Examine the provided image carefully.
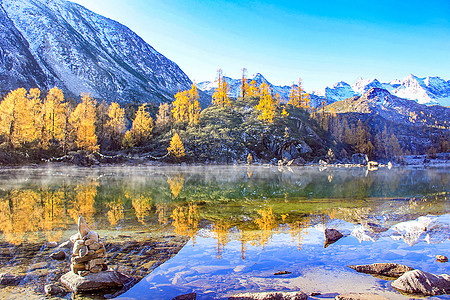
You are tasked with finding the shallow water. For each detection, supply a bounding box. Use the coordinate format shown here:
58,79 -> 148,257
0,165 -> 449,299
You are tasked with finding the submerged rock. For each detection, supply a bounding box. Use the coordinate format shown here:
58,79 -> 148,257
60,270 -> 126,293
348,263 -> 414,278
391,269 -> 450,296
324,228 -> 344,248
228,291 -> 308,300
44,283 -> 67,295
50,250 -> 66,260
335,293 -> 388,300
0,273 -> 24,285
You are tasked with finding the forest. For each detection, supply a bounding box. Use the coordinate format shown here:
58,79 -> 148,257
0,70 -> 448,165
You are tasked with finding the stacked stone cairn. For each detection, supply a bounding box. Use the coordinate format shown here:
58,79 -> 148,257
69,216 -> 107,276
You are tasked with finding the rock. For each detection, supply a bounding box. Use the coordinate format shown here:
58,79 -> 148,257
324,228 -> 344,248
391,269 -> 450,296
73,240 -> 85,255
366,222 -> 388,233
78,216 -> 90,237
274,271 -> 292,275
50,250 -> 66,260
70,233 -> 81,244
60,270 -> 125,293
88,242 -> 101,250
79,246 -> 88,257
58,240 -> 73,249
436,255 -> 448,263
335,293 -> 389,300
27,262 -> 49,272
228,291 -> 308,300
46,241 -> 58,248
0,273 -> 24,285
348,263 -> 414,278
44,283 -> 67,295
172,292 -> 197,300
84,231 -> 99,244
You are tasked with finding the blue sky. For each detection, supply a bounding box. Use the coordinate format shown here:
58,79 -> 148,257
72,0 -> 450,91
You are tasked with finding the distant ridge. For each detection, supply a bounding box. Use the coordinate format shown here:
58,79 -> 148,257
198,73 -> 450,107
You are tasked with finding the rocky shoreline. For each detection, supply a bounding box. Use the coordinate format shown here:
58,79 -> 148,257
0,233 -> 188,299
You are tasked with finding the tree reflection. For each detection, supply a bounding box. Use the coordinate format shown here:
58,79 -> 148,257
171,204 -> 199,239
132,195 -> 153,224
68,181 -> 98,225
167,174 -> 185,198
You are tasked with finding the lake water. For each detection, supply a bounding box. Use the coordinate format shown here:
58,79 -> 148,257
0,165 -> 449,299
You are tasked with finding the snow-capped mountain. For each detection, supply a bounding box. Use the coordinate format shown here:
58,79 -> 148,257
327,87 -> 450,127
315,81 -> 356,103
316,75 -> 450,106
0,0 -> 199,105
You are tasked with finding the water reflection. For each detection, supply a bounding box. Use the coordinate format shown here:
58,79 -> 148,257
0,166 -> 448,251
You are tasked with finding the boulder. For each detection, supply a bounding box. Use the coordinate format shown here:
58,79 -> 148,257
324,228 -> 343,248
44,283 -> 67,295
391,269 -> 450,296
228,291 -> 308,300
50,250 -> 66,260
348,263 -> 414,278
0,273 -> 24,285
60,270 -> 125,293
335,293 -> 388,300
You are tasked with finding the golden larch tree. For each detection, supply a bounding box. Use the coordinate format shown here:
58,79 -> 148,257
0,88 -> 28,147
256,82 -> 277,123
42,87 -> 67,148
188,84 -> 201,125
128,103 -> 153,146
69,94 -> 98,152
288,78 -> 310,110
106,102 -> 126,147
212,69 -> 231,106
172,90 -> 190,123
248,79 -> 259,97
168,132 -> 185,159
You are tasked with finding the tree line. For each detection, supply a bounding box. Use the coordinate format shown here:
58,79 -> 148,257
1,68 -> 446,164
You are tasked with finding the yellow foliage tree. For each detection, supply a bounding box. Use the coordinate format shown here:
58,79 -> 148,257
248,79 -> 259,97
172,90 -> 190,123
0,88 -> 27,147
288,78 -> 310,110
106,102 -> 126,147
188,84 -> 201,125
43,87 -> 67,148
127,104 -> 153,146
168,132 -> 185,159
69,94 -> 98,152
212,69 -> 231,106
256,82 -> 277,123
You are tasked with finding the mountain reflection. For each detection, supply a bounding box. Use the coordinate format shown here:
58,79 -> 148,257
0,166 -> 447,249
